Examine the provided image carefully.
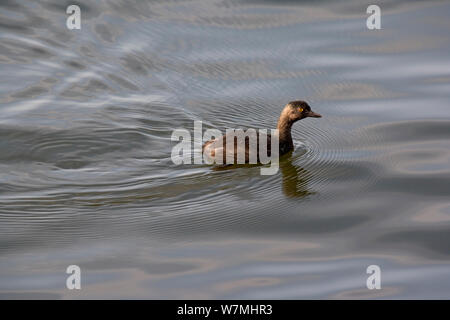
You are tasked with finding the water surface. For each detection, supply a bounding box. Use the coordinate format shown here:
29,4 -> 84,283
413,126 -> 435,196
1,0 -> 450,299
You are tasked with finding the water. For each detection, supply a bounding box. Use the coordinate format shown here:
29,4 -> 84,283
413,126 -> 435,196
1,0 -> 450,299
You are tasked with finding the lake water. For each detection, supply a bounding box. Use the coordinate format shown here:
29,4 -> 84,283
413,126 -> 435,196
1,0 -> 450,299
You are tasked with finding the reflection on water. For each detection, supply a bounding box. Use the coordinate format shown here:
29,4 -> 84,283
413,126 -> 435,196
1,0 -> 450,299
280,153 -> 314,198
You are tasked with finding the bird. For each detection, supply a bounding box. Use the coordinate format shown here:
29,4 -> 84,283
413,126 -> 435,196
202,100 -> 322,165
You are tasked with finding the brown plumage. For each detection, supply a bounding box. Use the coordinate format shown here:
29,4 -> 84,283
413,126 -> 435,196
202,100 -> 321,164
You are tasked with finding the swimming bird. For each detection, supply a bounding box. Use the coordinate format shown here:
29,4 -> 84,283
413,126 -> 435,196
202,100 -> 322,164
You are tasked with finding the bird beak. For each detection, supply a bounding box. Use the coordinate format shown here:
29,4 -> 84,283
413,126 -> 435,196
307,111 -> 322,118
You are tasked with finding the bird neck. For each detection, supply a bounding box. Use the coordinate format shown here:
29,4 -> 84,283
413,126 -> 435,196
276,117 -> 294,153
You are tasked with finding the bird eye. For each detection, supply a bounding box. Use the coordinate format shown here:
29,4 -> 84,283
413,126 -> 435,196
298,107 -> 303,112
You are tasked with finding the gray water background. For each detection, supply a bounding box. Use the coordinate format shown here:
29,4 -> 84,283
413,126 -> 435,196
1,0 -> 450,299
